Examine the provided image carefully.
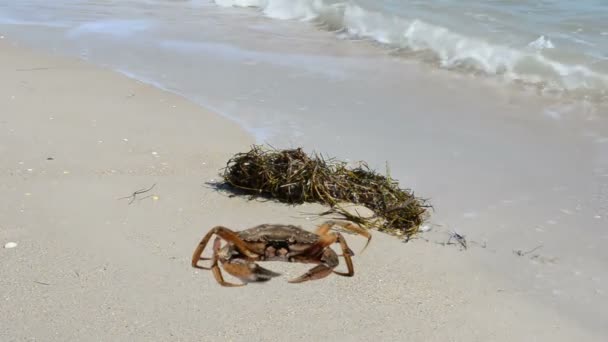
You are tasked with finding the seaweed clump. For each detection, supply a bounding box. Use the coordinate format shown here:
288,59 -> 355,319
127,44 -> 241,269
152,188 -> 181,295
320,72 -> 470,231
221,145 -> 431,238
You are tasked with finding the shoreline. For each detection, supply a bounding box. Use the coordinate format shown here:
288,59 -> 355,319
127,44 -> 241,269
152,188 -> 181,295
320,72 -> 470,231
212,0 -> 608,102
0,38 -> 606,341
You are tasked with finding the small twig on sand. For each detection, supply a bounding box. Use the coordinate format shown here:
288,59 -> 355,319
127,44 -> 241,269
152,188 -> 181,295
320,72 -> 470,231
434,230 -> 468,250
118,183 -> 156,205
33,281 -> 51,286
447,231 -> 468,250
513,245 -> 543,257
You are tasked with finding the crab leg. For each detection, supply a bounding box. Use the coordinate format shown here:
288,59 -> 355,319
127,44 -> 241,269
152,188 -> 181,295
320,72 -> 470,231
288,231 -> 345,283
288,222 -> 365,283
314,220 -> 372,253
191,226 -> 258,269
205,237 -> 280,287
288,247 -> 340,284
311,223 -> 359,278
331,232 -> 355,277
209,237 -> 245,287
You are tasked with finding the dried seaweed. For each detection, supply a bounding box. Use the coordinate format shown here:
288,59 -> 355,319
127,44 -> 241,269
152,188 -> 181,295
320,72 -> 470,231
220,145 -> 431,238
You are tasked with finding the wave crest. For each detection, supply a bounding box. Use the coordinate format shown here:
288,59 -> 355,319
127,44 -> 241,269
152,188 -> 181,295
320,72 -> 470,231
215,0 -> 608,98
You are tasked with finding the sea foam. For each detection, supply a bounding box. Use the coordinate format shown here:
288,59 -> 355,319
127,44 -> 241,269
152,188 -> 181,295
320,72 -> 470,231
214,0 -> 608,99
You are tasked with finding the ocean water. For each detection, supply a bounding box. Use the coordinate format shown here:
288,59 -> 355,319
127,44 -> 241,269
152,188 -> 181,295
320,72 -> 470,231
1,0 -> 607,102
215,0 -> 608,99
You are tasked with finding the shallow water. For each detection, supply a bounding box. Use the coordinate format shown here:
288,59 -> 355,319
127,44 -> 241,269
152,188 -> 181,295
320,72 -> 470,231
215,0 -> 608,100
2,0 -> 608,99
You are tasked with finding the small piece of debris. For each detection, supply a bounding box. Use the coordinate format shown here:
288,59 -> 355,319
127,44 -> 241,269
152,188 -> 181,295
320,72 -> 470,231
63,170 -> 70,174
118,183 -> 157,205
152,195 -> 159,201
513,244 -> 543,257
448,231 -> 467,250
47,157 -> 54,161
419,224 -> 432,233
4,242 -> 17,249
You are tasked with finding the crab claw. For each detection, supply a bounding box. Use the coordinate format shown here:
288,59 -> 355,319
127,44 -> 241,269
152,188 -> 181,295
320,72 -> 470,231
249,264 -> 282,282
222,259 -> 281,283
288,265 -> 334,284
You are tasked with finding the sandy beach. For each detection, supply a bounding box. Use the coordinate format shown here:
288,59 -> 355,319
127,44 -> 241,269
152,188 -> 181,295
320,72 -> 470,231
1,34 -> 607,342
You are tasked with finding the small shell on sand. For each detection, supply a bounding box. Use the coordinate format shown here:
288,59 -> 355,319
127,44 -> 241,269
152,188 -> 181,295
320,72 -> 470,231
4,242 -> 17,249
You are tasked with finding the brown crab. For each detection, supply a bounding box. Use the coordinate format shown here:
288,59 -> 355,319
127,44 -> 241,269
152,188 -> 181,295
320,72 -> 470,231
191,220 -> 371,287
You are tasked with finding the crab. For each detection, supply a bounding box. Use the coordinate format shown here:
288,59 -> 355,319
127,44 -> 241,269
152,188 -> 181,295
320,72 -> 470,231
191,220 -> 372,287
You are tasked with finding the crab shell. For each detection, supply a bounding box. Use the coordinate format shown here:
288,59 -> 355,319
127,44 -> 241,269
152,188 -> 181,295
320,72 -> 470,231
224,224 -> 341,261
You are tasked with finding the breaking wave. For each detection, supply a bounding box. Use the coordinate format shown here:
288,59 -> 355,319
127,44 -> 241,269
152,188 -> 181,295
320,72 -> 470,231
214,0 -> 608,100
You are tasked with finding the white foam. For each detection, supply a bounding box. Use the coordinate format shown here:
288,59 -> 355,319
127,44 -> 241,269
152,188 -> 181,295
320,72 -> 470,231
528,36 -> 555,50
213,0 -> 608,96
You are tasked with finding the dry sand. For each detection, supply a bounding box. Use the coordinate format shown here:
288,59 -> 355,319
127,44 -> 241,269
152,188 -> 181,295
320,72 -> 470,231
0,40 -> 604,341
